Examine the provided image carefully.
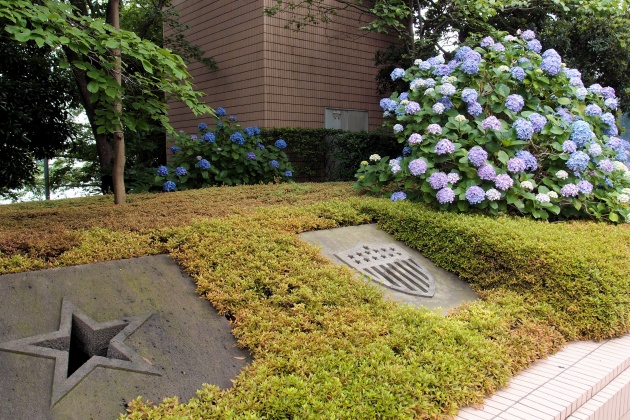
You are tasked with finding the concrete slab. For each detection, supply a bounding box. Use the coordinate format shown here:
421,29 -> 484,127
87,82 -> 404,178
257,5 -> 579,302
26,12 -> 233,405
0,255 -> 250,420
298,224 -> 478,315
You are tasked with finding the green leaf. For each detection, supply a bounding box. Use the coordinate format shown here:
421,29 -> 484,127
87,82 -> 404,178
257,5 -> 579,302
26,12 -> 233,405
497,151 -> 509,164
496,84 -> 510,97
609,212 -> 619,222
557,97 -> 571,105
87,81 -> 100,94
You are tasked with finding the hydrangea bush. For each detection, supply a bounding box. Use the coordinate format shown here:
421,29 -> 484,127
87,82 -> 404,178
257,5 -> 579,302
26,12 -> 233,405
156,108 -> 293,191
355,31 -> 630,223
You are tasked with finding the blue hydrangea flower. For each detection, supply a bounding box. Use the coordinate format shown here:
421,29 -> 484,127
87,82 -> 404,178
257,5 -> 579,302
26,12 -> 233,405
510,67 -> 525,81
438,96 -> 453,110
399,92 -> 409,101
604,98 -> 618,110
601,87 -> 616,99
606,137 -> 622,151
521,30 -> 536,40
424,78 -> 436,87
190,134 -> 198,140
507,157 -> 527,173
588,143 -> 602,157
529,113 -> 547,132
427,56 -> 444,66
275,139 -> 287,149
527,39 -> 542,52
197,159 -> 211,170
588,84 -> 603,94
562,141 -> 578,153
246,152 -> 257,160
516,150 -> 538,171
575,88 -> 588,101
163,181 -> 176,192
617,151 -> 629,162
480,36 -> 495,47
230,132 -> 245,145
229,115 -> 238,121
542,49 -> 561,59
481,116 -> 502,130
244,126 -> 261,137
578,180 -> 593,194
540,56 -> 562,75
604,125 -> 619,136
428,172 -> 449,189
380,98 -> 398,112
601,113 -> 616,127
461,88 -> 478,104
202,132 -> 216,143
391,191 -> 407,201
513,118 -> 534,140
391,68 -> 405,80
270,160 -> 280,168
466,186 -> 485,204
556,108 -> 574,125
564,68 -> 581,78
170,146 -> 180,154
157,165 -> 169,176
505,94 -> 525,113
477,164 -> 496,180
432,103 -> 445,114
284,171 -> 293,177
570,120 -> 593,147
467,146 -> 488,167
569,77 -> 584,87
454,46 -> 472,62
440,83 -> 456,96
492,43 -> 505,52
435,139 -> 455,155
560,184 -> 579,197
216,107 -> 226,116
402,146 -> 412,156
467,102 -> 483,117
598,159 -> 613,172
461,59 -> 480,74
584,104 -> 603,117
405,101 -> 421,114
257,143 -> 265,150
418,61 -> 431,70
566,151 -> 589,172
433,64 -> 451,77
393,124 -> 404,133
175,167 -> 187,177
494,174 -> 513,191
436,187 -> 455,204
198,122 -> 208,130
216,121 -> 223,128
409,159 -> 427,176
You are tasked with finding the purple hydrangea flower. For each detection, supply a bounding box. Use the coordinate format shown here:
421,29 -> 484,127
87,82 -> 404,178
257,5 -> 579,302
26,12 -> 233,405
516,150 -> 538,171
391,191 -> 407,201
427,56 -> 444,66
505,94 -> 525,113
477,164 -> 496,180
542,49 -> 561,59
556,108 -> 574,125
435,139 -> 455,155
526,39 -> 542,53
461,88 -> 478,104
440,83 -> 456,96
455,46 -> 473,62
432,103 -> 446,114
229,115 -> 238,121
598,159 -> 614,173
230,132 -> 245,145
564,68 -> 581,78
570,77 -> 584,87
427,124 -> 442,135
424,78 -> 436,87
566,151 -> 590,172
578,180 -> 593,194
197,159 -> 211,170
202,132 -> 216,142
480,36 -> 495,47
492,43 -> 505,52
601,112 -> 616,126
606,137 -> 622,151
601,87 -> 616,99
604,125 -> 619,136
529,113 -> 547,132
466,186 -> 485,204
575,88 -> 588,101
190,134 -> 198,140
461,59 -> 480,74
540,56 -> 562,75
513,118 -> 534,140
246,152 -> 257,160
436,188 -> 455,204
588,84 -> 603,94
399,92 -> 409,101
588,143 -> 602,157
604,98 -> 618,110
485,188 -> 501,201
408,133 -> 423,144
433,64 -> 451,77
428,172 -> 449,189
163,181 -> 176,192
244,126 -> 261,137
495,174 -> 514,190
380,98 -> 398,112
438,96 -> 453,110
521,30 -> 536,41
447,173 -> 460,184
570,120 -> 592,147
584,104 -> 603,117
405,101 -> 421,114
409,159 -> 428,176
481,116 -> 502,130
560,184 -> 579,197
510,67 -> 525,81
507,157 -> 527,173
170,146 -> 180,154
257,143 -> 265,150
562,140 -> 577,153
157,165 -> 169,176
391,68 -> 405,80
467,102 -> 483,117
467,146 -> 488,167
198,122 -> 208,130
270,160 -> 280,168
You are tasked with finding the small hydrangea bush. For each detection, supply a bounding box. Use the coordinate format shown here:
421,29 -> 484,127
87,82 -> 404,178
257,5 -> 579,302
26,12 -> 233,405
355,30 -> 630,223
156,107 -> 293,191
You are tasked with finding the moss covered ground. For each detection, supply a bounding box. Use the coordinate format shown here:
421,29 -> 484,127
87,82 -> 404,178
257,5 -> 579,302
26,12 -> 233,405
0,182 -> 628,419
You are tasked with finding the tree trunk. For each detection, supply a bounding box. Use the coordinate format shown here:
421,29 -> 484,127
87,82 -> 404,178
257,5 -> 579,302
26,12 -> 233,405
108,0 -> 125,204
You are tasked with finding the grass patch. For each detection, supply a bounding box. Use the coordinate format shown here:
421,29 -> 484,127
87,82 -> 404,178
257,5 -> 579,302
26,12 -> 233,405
0,184 -> 628,419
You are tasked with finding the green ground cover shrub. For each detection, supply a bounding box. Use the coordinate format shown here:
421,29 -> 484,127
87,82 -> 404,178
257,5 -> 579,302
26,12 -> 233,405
0,185 -> 627,418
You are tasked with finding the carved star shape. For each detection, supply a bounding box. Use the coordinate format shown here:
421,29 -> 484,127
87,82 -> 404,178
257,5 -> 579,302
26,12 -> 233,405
0,299 -> 160,406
